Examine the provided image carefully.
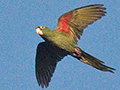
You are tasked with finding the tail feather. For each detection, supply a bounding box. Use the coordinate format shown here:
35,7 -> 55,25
77,49 -> 115,73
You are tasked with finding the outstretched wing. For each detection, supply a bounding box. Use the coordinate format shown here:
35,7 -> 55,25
35,42 -> 67,88
55,4 -> 106,44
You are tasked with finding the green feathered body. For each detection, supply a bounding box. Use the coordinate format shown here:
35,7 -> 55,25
41,27 -> 77,53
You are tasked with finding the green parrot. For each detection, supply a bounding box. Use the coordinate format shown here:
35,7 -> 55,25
35,4 -> 115,88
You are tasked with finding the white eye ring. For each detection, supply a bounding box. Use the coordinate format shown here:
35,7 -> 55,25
40,26 -> 45,30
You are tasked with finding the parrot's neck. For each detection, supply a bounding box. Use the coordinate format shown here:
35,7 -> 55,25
41,28 -> 57,42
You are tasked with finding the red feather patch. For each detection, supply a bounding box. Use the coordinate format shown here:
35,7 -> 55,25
58,12 -> 73,33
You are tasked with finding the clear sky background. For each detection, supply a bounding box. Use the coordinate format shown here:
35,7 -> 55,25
0,0 -> 120,90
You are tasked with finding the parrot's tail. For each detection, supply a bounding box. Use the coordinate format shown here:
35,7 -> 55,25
73,48 -> 115,73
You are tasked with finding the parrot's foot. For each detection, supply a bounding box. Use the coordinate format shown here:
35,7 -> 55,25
72,48 -> 81,57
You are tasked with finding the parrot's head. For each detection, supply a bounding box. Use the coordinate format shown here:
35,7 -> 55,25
36,25 -> 53,35
36,25 -> 53,40
36,25 -> 47,36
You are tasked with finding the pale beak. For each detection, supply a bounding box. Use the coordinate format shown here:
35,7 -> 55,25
36,28 -> 43,35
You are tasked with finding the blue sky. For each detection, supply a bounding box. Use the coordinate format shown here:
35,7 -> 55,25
0,0 -> 120,90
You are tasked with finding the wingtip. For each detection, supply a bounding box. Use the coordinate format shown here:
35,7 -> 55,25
39,84 -> 49,89
85,4 -> 104,7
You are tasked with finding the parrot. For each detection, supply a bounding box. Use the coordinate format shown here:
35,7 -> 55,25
35,4 -> 115,88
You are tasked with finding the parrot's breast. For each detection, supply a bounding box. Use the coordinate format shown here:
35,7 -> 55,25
49,34 -> 76,53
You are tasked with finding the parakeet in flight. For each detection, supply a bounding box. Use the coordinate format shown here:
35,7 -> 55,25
35,4 -> 115,88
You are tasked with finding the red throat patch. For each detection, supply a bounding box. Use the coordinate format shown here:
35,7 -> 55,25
58,12 -> 73,33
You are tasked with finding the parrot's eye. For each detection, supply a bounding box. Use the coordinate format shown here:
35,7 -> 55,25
40,26 -> 45,30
